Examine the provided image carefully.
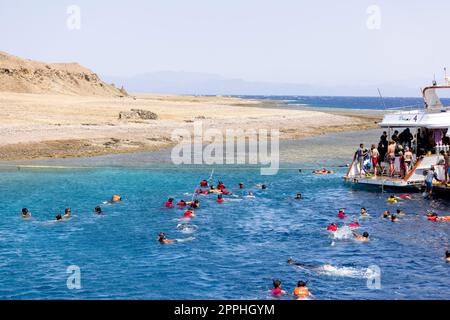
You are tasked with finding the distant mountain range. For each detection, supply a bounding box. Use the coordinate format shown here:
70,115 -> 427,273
103,71 -> 422,97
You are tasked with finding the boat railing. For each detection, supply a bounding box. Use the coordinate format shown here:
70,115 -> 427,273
384,104 -> 424,112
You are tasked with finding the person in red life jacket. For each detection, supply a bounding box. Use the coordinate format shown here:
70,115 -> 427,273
426,211 -> 438,221
158,232 -> 176,244
184,209 -> 195,219
217,181 -> 226,190
217,194 -> 224,203
200,180 -> 208,188
165,198 -> 174,208
327,223 -> 338,232
177,200 -> 187,207
348,221 -> 360,228
190,199 -> 200,209
270,279 -> 286,297
337,209 -> 345,219
221,189 -> 231,195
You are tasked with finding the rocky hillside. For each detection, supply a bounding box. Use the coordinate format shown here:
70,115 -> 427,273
0,51 -> 127,96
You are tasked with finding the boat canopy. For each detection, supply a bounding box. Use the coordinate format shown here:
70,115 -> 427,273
380,109 -> 450,128
424,88 -> 444,110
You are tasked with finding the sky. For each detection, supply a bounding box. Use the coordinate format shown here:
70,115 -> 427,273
1,0 -> 449,96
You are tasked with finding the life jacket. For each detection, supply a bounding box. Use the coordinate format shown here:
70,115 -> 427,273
222,189 -> 230,195
177,202 -> 186,207
338,212 -> 345,219
200,180 -> 208,187
438,216 -> 450,221
218,183 -> 225,190
112,195 -> 121,202
327,225 -> 338,232
184,211 -> 193,218
271,288 -> 282,297
427,216 -> 438,221
349,222 -> 359,228
165,202 -> 173,208
294,287 -> 309,299
217,198 -> 224,203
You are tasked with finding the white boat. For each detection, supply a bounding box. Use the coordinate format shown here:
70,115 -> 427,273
344,80 -> 450,191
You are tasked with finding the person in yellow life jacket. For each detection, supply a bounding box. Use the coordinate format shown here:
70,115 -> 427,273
111,194 -> 122,203
293,280 -> 310,300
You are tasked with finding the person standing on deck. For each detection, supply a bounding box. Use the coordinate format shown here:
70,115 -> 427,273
387,140 -> 397,177
425,165 -> 442,198
404,147 -> 413,177
378,132 -> 388,168
371,144 -> 380,176
440,150 -> 449,182
354,144 -> 367,176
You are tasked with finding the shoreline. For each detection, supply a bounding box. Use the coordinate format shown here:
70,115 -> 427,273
0,92 -> 382,161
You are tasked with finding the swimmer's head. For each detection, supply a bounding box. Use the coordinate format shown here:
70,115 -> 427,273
158,232 -> 166,240
94,206 -> 102,214
297,280 -> 306,287
273,279 -> 282,289
218,194 -> 223,199
391,215 -> 397,221
65,208 -> 71,214
168,198 -> 174,203
262,184 -> 267,190
287,258 -> 294,264
362,232 -> 369,238
396,209 -> 401,214
22,208 -> 28,214
239,182 -> 244,188
446,250 -> 450,258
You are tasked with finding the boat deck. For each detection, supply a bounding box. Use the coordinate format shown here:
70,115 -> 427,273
343,175 -> 423,187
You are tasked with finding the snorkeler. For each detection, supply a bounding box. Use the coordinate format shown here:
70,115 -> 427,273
21,208 -> 32,219
295,193 -> 302,200
183,209 -> 195,219
337,209 -> 346,219
326,223 -> 338,232
111,194 -> 122,203
63,208 -> 71,219
293,280 -> 310,300
158,232 -> 176,244
165,198 -> 174,208
94,206 -> 102,215
217,194 -> 224,203
352,231 -> 369,242
387,195 -> 397,203
191,199 -> 200,209
217,181 -> 226,190
177,200 -> 187,207
270,279 -> 286,297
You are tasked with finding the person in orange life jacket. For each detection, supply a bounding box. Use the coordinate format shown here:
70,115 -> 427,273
293,280 -> 310,300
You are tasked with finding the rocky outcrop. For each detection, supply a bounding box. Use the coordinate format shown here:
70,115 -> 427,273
119,109 -> 158,120
0,51 -> 128,96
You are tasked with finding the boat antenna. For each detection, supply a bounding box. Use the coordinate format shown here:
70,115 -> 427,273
377,88 -> 387,110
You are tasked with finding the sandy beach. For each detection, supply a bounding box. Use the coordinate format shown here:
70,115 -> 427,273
0,92 -> 381,161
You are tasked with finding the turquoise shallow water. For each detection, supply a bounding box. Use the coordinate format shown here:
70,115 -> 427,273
0,132 -> 449,300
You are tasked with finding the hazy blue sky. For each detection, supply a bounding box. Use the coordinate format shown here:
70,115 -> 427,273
1,0 -> 449,94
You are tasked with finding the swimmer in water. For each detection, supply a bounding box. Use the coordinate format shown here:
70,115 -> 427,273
200,180 -> 208,188
293,280 -> 310,300
158,232 -> 176,244
326,223 -> 338,232
165,198 -> 174,208
387,195 -> 397,203
446,250 -> 450,263
352,231 -> 369,242
270,279 -> 286,297
261,184 -> 267,190
217,181 -> 226,190
177,200 -> 187,207
239,182 -> 245,189
360,208 -> 368,217
337,209 -> 346,219
245,192 -> 255,198
21,208 -> 32,219
111,194 -> 122,203
390,214 -> 399,222
184,209 -> 195,219
94,206 -> 102,215
396,209 -> 405,217
287,258 -> 319,271
56,214 -> 63,221
382,210 -> 391,219
217,194 -> 224,203
63,208 -> 71,219
295,193 -> 302,200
